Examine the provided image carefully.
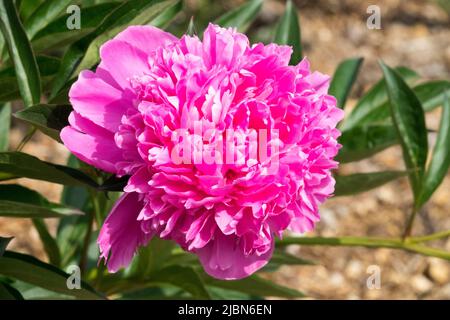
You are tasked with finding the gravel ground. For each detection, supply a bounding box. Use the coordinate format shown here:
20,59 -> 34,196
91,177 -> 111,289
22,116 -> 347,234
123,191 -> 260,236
1,0 -> 449,299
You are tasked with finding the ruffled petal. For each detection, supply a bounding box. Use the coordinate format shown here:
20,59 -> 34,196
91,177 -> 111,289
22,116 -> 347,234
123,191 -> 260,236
98,192 -> 153,272
196,232 -> 273,280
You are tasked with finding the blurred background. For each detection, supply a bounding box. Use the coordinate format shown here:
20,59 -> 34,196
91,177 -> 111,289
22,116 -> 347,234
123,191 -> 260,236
1,0 -> 450,299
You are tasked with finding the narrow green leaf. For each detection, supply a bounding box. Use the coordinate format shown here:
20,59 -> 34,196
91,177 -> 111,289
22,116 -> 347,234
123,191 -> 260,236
0,236 -> 12,256
0,184 -> 84,218
106,265 -> 211,299
51,0 -> 177,98
334,171 -> 408,196
0,0 -> 41,107
337,124 -> 398,163
58,154 -> 91,267
349,80 -> 450,126
0,55 -> 59,103
0,251 -> 103,299
6,280 -> 73,299
416,80 -> 450,112
186,16 -> 196,36
273,0 -> 302,64
203,274 -> 305,298
214,0 -> 263,33
23,0 -> 72,39
0,152 -> 98,187
0,281 -> 23,299
341,66 -> 419,131
57,214 -> 90,267
151,265 -> 211,299
269,250 -> 316,266
14,103 -> 71,142
419,95 -> 450,206
0,103 -> 10,151
148,0 -> 181,29
329,57 -> 363,108
264,249 -> 315,272
32,2 -> 121,52
126,238 -> 175,278
18,0 -> 44,21
380,61 -> 428,203
32,218 -> 61,266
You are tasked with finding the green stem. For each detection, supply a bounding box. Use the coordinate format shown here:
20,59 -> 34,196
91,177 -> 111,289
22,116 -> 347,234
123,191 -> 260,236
16,127 -> 36,151
402,207 -> 418,240
89,189 -> 103,228
410,230 -> 450,243
79,211 -> 94,274
276,236 -> 450,261
80,190 -> 101,274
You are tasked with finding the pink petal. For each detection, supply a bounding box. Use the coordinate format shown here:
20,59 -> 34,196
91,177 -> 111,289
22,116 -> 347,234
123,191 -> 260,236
60,126 -> 123,173
69,70 -> 132,132
98,192 -> 152,272
99,40 -> 150,90
114,25 -> 177,54
196,232 -> 273,280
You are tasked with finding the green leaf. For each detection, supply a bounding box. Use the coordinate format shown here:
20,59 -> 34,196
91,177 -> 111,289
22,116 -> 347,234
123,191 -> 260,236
32,218 -> 61,266
380,61 -> 428,203
0,55 -> 59,103
23,0 -> 72,40
0,236 -> 12,256
0,251 -> 103,299
273,0 -> 302,65
57,214 -> 90,267
214,0 -> 263,33
18,0 -> 44,21
0,184 -> 84,218
104,265 -> 211,299
0,152 -> 98,187
0,0 -> 41,106
186,16 -> 196,36
334,171 -> 408,196
419,95 -> 450,206
341,66 -> 419,131
416,80 -> 450,112
264,249 -> 315,272
32,2 -> 121,52
14,103 -> 71,142
58,155 -> 91,266
51,0 -> 178,98
126,238 -> 176,278
0,54 -> 59,77
203,274 -> 305,298
348,80 -> 450,126
269,250 -> 316,266
0,103 -> 10,151
7,280 -> 72,299
329,57 -> 363,108
337,124 -> 398,163
0,281 -> 23,299
148,0 -> 181,29
151,265 -> 211,299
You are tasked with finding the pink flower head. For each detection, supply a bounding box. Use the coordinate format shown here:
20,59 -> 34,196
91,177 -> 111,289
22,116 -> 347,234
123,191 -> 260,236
61,24 -> 344,280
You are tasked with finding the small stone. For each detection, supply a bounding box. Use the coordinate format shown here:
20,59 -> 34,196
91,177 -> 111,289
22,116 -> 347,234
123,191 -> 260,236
329,272 -> 345,287
345,260 -> 363,278
427,258 -> 450,285
411,275 -> 433,293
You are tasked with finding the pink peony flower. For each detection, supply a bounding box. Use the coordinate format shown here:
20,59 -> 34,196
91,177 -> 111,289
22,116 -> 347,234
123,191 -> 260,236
61,23 -> 344,280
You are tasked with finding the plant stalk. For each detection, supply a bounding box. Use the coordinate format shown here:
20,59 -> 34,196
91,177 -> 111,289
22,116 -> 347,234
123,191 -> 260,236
277,235 -> 450,261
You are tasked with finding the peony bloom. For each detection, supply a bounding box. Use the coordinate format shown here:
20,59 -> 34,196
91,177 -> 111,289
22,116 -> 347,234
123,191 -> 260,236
61,23 -> 343,280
